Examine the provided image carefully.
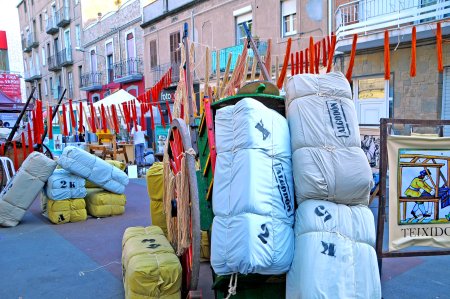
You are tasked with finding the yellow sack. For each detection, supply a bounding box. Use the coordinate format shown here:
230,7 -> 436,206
150,201 -> 167,236
47,198 -> 87,224
122,226 -> 181,299
146,162 -> 164,202
86,160 -> 126,188
85,188 -> 126,217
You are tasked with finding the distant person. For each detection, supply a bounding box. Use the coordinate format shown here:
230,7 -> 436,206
131,123 -> 147,166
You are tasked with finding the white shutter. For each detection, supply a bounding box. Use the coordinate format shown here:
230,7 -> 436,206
442,67 -> 450,136
282,0 -> 296,17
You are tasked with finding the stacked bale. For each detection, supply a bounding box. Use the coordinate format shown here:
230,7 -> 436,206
285,72 -> 381,298
211,98 -> 295,275
146,162 -> 167,235
42,169 -> 87,224
58,146 -> 129,218
122,226 -> 182,299
0,152 -> 57,227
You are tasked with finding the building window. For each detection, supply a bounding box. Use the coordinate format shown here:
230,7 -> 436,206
106,41 -> 114,83
78,65 -> 82,86
39,14 -> 43,32
150,40 -> 157,69
92,93 -> 100,103
44,79 -> 48,96
169,32 -> 181,64
49,77 -> 53,97
90,49 -> 97,71
41,47 -> 46,66
24,1 -> 27,13
126,32 -> 136,59
281,0 -> 297,37
68,71 -> 74,98
75,25 -> 81,47
74,0 -> 79,5
235,12 -> 252,45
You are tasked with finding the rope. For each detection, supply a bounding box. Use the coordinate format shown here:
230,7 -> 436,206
177,155 -> 191,255
224,273 -> 238,299
78,261 -> 120,276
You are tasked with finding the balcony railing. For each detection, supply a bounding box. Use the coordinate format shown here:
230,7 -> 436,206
26,30 -> 39,48
56,5 -> 70,27
151,62 -> 181,85
58,48 -> 73,66
211,40 -> 268,74
80,72 -> 103,91
142,0 -> 206,25
46,16 -> 59,34
24,67 -> 42,82
336,0 -> 450,38
48,54 -> 61,71
106,68 -> 115,84
113,57 -> 143,83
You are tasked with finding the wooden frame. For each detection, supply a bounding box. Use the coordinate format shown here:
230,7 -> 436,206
376,118 -> 450,272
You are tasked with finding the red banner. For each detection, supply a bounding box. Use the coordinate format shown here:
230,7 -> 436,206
0,73 -> 21,101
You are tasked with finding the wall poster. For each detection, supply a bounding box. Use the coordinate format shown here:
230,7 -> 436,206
387,135 -> 450,251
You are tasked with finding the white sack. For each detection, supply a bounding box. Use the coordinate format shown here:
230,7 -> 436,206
286,73 -> 360,150
213,149 -> 294,221
58,146 -> 129,194
215,97 -> 291,156
211,214 -> 294,275
45,169 -> 87,200
286,232 -> 381,299
296,200 -> 376,246
0,152 -> 57,227
292,147 -> 373,205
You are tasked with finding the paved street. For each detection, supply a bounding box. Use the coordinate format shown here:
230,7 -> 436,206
0,179 -> 448,299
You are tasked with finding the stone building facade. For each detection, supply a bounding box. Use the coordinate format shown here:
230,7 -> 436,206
80,0 -> 144,103
17,0 -> 84,104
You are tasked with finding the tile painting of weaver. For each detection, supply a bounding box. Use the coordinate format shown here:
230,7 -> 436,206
398,149 -> 450,224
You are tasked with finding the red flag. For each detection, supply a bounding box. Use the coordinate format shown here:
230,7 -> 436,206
62,104 -> 69,136
48,105 -> 53,139
21,132 -> 27,161
78,101 -> 83,133
27,123 -> 33,154
300,51 -> 304,74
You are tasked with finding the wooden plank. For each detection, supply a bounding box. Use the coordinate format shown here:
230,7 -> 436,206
399,162 -> 445,167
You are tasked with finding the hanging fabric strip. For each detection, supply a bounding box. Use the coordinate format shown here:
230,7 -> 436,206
62,104 -> 69,136
290,53 -> 294,76
326,33 -> 337,73
276,37 -> 292,89
410,26 -> 417,77
101,104 -> 108,132
295,51 -> 299,75
48,105 -> 53,139
27,123 -> 33,153
384,30 -> 391,80
13,141 -> 18,170
69,99 -> 76,131
315,42 -> 320,74
78,102 -> 83,133
89,101 -> 97,133
140,103 -> 147,131
322,38 -> 327,67
21,132 -> 27,161
305,48 -> 309,73
437,22 -> 443,73
345,34 -> 358,81
309,37 -> 315,74
300,51 -> 304,74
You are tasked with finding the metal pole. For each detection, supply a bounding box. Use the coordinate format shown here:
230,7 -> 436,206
242,22 -> 270,82
183,22 -> 198,153
40,88 -> 67,145
6,87 -> 36,144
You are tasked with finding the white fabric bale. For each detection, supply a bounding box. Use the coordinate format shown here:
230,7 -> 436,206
215,97 -> 291,156
213,149 -> 294,221
286,232 -> 381,299
285,72 -> 353,108
45,169 -> 87,200
0,152 -> 57,227
292,147 -> 373,205
287,96 -> 360,150
295,200 -> 376,246
211,214 -> 294,275
58,146 -> 129,194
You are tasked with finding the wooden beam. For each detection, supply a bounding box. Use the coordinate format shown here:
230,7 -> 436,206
399,162 -> 445,167
401,154 -> 450,160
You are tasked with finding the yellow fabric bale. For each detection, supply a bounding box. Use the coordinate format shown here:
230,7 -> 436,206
122,226 -> 181,299
85,188 -> 126,217
146,162 -> 164,202
47,198 -> 87,224
200,230 -> 210,261
86,160 -> 126,188
150,201 -> 167,237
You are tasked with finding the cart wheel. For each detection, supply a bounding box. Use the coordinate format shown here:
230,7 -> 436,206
166,118 -> 200,293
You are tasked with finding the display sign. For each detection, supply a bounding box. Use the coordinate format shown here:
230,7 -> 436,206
387,135 -> 450,251
0,73 -> 21,101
